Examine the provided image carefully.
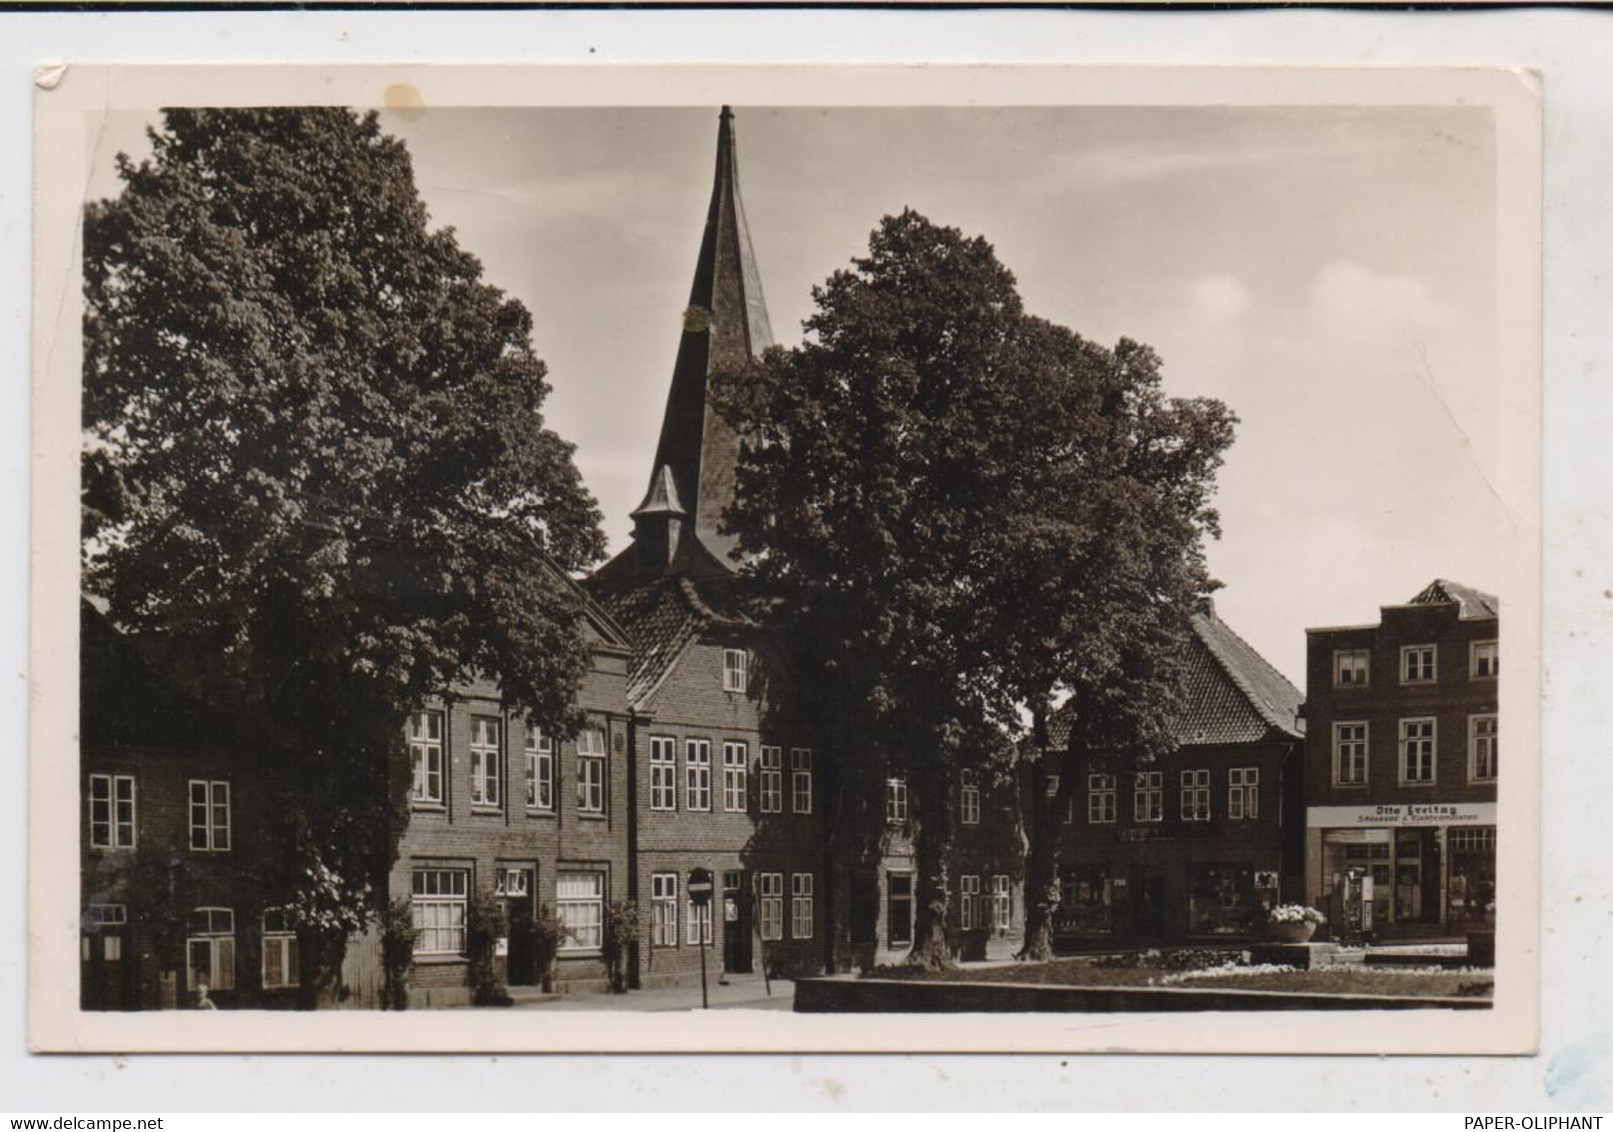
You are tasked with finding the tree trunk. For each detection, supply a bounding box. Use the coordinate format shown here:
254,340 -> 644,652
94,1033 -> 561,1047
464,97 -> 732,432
1018,747 -> 1078,962
906,751 -> 956,970
298,927 -> 349,1010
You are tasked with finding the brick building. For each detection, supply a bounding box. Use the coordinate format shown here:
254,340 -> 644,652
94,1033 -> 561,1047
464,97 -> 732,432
588,107 -> 829,986
1037,612 -> 1306,946
1301,579 -> 1499,939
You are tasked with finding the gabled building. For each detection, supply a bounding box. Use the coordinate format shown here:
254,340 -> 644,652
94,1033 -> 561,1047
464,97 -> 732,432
1039,612 -> 1306,945
1301,579 -> 1499,939
589,107 -> 828,986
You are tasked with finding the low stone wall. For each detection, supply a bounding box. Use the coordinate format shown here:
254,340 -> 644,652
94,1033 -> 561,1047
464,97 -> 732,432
794,977 -> 1491,1014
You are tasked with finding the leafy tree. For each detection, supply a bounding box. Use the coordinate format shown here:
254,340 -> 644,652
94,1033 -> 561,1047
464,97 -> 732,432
715,209 -> 1233,967
83,108 -> 605,1005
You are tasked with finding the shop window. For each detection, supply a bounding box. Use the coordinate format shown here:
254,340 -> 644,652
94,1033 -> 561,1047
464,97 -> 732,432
1187,866 -> 1258,936
1057,865 -> 1114,934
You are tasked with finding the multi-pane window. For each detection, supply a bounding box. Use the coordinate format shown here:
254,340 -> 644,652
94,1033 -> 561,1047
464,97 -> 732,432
959,875 -> 980,931
887,874 -> 914,946
469,716 -> 502,808
88,774 -> 136,849
186,908 -> 235,991
650,737 -> 677,812
1400,718 -> 1437,784
411,869 -> 469,955
1470,715 -> 1499,782
1472,640 -> 1499,679
722,648 -> 748,693
1402,645 -> 1437,684
791,873 -> 814,939
886,777 -> 909,824
188,780 -> 231,852
686,894 -> 713,946
960,772 -> 981,825
722,741 -> 748,812
759,745 -> 783,813
759,873 -> 784,941
1087,774 -> 1117,824
1334,649 -> 1370,687
651,873 -> 678,947
791,748 -> 813,815
1133,771 -> 1163,823
261,909 -> 299,989
407,711 -> 444,804
685,740 -> 712,811
576,727 -> 606,814
991,876 -> 1012,932
526,725 -> 554,810
1180,769 -> 1211,822
556,872 -> 605,951
1333,722 -> 1369,786
1450,826 -> 1497,852
1228,768 -> 1259,820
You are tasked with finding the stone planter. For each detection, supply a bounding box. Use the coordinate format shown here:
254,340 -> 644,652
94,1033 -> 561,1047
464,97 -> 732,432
1269,920 -> 1317,944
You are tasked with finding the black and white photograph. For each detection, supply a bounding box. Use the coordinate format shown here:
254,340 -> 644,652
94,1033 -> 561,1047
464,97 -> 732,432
30,63 -> 1541,1054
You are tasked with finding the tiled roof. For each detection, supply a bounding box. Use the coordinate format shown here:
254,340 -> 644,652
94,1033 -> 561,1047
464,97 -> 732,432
586,569 -> 759,708
1408,578 -> 1499,620
1048,611 -> 1303,751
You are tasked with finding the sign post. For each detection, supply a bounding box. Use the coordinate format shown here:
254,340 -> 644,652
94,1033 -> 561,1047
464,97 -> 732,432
687,867 -> 714,1010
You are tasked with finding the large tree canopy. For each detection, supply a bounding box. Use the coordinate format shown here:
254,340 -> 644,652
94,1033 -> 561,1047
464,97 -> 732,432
83,108 -> 605,1002
715,209 -> 1235,966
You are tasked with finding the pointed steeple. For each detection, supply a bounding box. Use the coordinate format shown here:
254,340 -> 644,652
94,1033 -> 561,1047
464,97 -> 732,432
641,106 -> 774,572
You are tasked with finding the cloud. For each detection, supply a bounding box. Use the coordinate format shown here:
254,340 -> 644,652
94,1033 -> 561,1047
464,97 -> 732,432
1188,274 -> 1251,326
1307,260 -> 1457,339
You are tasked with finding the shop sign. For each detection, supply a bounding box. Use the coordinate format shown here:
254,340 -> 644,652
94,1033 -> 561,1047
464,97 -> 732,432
1308,802 -> 1497,828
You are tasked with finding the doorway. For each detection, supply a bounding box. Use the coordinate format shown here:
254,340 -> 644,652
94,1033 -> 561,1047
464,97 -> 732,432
498,866 -> 537,985
722,871 -> 752,974
80,923 -> 129,1010
1133,872 -> 1166,939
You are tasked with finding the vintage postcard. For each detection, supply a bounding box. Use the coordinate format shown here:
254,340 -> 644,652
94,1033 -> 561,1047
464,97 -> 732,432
30,62 -> 1541,1053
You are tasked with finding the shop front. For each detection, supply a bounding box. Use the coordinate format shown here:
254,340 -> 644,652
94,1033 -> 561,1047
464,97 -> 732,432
1307,803 -> 1497,939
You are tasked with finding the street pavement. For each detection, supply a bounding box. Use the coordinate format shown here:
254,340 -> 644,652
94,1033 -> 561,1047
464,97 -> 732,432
500,972 -> 795,1012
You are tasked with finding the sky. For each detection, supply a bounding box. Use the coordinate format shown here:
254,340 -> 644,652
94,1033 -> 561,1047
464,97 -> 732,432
89,104 -> 1504,684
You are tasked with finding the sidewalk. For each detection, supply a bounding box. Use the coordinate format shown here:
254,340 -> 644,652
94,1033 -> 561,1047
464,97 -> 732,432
500,972 -> 795,1012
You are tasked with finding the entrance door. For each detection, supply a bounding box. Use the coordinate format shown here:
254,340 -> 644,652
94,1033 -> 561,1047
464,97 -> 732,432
500,868 -> 536,985
722,871 -> 752,974
1133,873 -> 1166,939
81,926 -> 129,1010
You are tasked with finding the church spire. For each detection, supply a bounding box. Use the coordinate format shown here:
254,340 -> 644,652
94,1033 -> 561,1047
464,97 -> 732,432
637,106 -> 773,573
